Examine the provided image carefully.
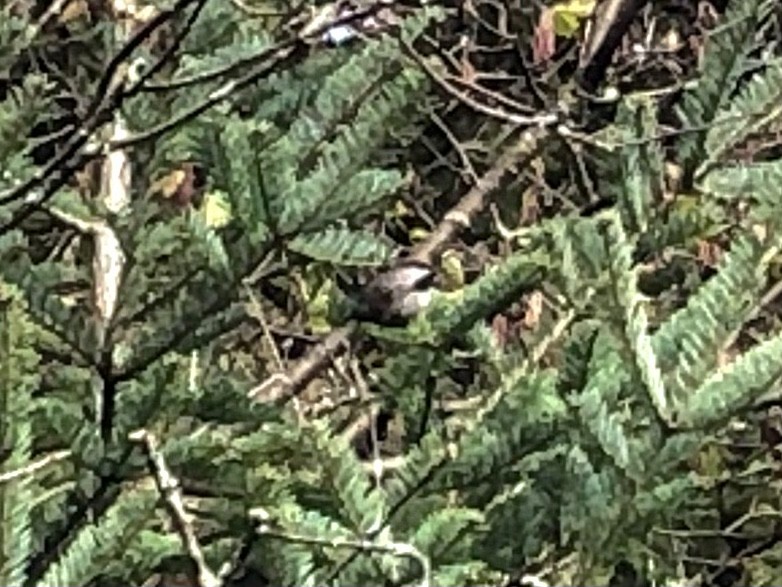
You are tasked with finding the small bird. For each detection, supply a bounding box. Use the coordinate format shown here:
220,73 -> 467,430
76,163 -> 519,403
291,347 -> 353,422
349,259 -> 437,326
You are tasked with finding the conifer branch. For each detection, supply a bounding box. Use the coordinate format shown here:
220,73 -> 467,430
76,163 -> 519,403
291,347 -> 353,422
251,130 -> 544,405
0,0 -> 200,209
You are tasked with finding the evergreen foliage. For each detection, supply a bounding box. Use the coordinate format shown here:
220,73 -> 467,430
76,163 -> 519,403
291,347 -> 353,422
2,0 -> 782,586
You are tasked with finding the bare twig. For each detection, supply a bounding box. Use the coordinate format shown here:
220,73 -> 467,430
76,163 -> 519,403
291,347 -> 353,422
122,0 -> 211,98
429,111 -> 479,185
1,0 -> 381,235
0,450 -> 72,485
107,2 -> 394,151
0,0 -> 197,209
24,0 -> 75,43
248,323 -> 357,403
349,358 -> 384,491
403,40 -> 559,128
577,0 -> 649,92
251,508 -> 431,587
109,51 -> 297,151
139,0 -> 396,92
244,280 -> 311,420
579,0 -> 639,69
130,429 -> 222,587
244,285 -> 286,373
411,128 -> 543,263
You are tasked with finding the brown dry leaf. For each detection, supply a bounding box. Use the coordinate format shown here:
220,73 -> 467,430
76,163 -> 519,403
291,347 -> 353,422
523,290 -> 544,330
150,168 -> 187,199
459,55 -> 478,84
533,7 -> 557,65
697,239 -> 722,268
149,163 -> 202,208
58,0 -> 90,23
491,314 -> 510,348
520,187 -> 541,225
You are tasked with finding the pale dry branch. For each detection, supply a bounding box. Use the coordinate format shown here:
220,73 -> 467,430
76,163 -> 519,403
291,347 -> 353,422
0,450 -> 72,485
0,0 -> 198,210
251,508 -> 431,587
250,128 -> 544,404
130,429 -> 222,587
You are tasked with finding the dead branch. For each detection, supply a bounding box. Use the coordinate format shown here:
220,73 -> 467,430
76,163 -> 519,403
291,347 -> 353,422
0,0 -> 198,209
250,127 -> 546,405
130,429 -> 222,587
0,0 -> 392,236
409,129 -> 542,263
0,449 -> 72,485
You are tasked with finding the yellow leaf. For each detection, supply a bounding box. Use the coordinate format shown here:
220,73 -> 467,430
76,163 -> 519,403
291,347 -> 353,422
385,199 -> 411,219
58,0 -> 90,23
394,199 -> 411,217
202,191 -> 232,228
409,227 -> 430,242
672,194 -> 699,213
551,0 -> 596,37
306,278 -> 335,334
440,250 -> 464,290
149,169 -> 186,200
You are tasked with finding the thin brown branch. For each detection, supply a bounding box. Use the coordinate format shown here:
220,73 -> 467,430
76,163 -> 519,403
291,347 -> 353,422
429,111 -> 479,185
2,0 -> 369,235
252,127 -> 545,405
449,73 -> 538,116
107,1 -> 395,150
25,0 -> 75,43
402,39 -> 559,128
123,0 -> 211,98
109,45 -> 300,150
138,0 -> 396,93
0,0 -> 198,209
410,128 -> 544,263
247,323 -> 357,404
577,0 -> 648,91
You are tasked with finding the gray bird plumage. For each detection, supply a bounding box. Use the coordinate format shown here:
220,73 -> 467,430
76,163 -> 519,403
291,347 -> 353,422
352,260 -> 436,326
